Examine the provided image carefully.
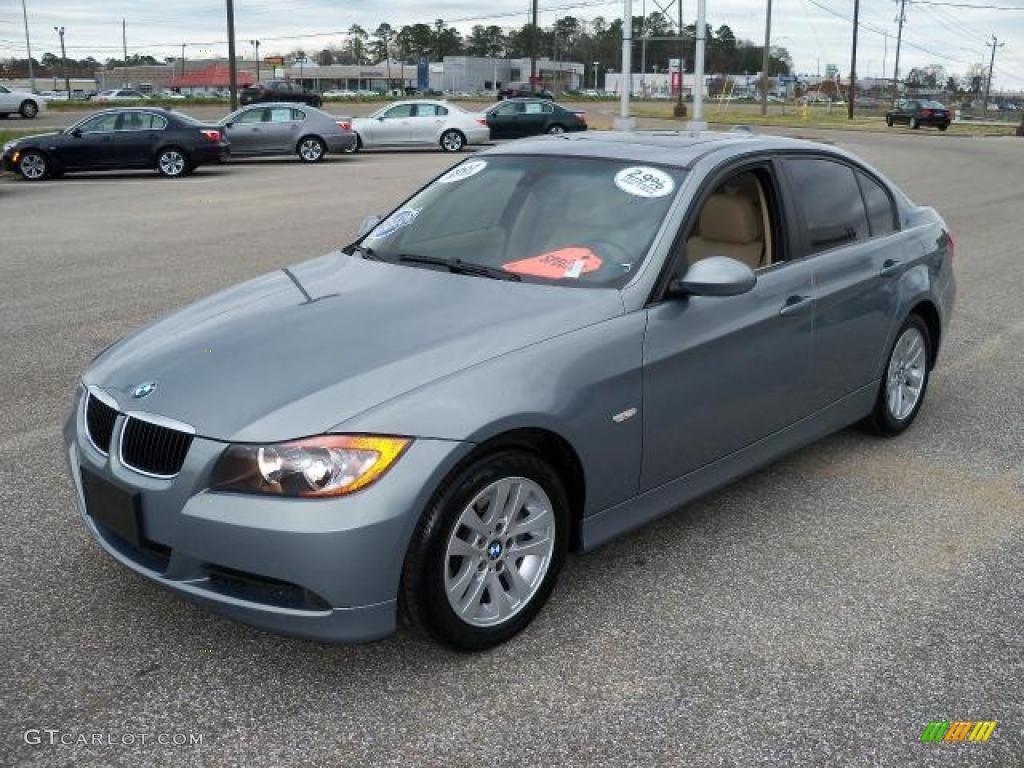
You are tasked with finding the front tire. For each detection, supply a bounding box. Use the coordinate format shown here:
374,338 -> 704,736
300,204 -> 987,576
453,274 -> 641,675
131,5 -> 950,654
938,123 -> 949,131
19,100 -> 39,119
440,129 -> 465,152
297,135 -> 325,162
156,147 -> 189,177
546,123 -> 566,135
18,150 -> 48,180
402,450 -> 569,651
861,314 -> 931,436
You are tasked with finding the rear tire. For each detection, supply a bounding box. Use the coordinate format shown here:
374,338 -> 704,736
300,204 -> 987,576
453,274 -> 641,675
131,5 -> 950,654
18,150 -> 48,180
297,135 -> 326,162
402,450 -> 569,651
440,129 -> 465,152
910,117 -> 920,129
861,314 -> 932,436
156,147 -> 189,178
546,123 -> 566,135
19,100 -> 38,119
938,123 -> 949,131
885,115 -> 893,127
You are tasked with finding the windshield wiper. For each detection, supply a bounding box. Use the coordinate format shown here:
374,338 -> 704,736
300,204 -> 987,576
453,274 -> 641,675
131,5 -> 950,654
343,243 -> 382,260
398,253 -> 520,281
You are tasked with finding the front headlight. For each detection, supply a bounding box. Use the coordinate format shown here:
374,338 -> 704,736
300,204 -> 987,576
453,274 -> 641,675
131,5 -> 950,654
3,141 -> 17,153
211,435 -> 411,498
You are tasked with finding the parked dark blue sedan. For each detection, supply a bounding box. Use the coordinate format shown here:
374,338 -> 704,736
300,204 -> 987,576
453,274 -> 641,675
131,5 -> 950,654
2,108 -> 230,180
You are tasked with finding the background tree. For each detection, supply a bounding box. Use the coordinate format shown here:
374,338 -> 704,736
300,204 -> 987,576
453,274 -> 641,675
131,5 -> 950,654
371,23 -> 394,64
347,24 -> 368,65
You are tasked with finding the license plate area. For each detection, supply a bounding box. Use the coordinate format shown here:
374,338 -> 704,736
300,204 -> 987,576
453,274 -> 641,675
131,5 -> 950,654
81,468 -> 142,547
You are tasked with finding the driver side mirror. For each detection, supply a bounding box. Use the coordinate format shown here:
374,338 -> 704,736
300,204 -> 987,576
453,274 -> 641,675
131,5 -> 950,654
668,256 -> 757,298
357,214 -> 382,237
70,128 -> 82,138
224,121 -> 234,128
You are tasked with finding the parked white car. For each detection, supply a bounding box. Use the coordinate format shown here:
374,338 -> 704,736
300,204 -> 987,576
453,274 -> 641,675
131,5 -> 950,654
348,99 -> 490,153
0,84 -> 46,118
95,89 -> 148,101
323,89 -> 358,99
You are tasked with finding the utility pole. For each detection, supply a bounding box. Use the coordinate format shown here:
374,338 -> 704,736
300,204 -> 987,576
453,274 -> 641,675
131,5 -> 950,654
982,36 -> 1003,115
761,0 -> 772,116
251,39 -> 260,82
674,0 -> 686,117
530,0 -> 538,88
180,43 -> 186,80
848,0 -> 859,119
53,26 -> 69,97
225,0 -> 238,110
640,0 -> 647,97
688,0 -> 706,131
21,0 -> 35,92
122,19 -> 128,63
892,0 -> 906,104
615,0 -> 635,130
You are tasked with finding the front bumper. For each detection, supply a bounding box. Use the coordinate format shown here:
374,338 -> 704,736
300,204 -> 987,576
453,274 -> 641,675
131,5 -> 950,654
64,385 -> 469,643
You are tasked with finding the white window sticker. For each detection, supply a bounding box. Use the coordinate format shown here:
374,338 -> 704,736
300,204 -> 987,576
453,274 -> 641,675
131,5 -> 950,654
437,159 -> 487,184
368,208 -> 419,239
614,166 -> 675,198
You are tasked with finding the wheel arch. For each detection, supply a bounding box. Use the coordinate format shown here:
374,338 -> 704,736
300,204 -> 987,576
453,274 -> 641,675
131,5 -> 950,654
908,299 -> 942,369
430,427 -> 587,552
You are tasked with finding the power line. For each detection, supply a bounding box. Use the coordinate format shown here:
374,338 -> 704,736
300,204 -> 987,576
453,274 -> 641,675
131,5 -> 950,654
908,1 -> 1024,9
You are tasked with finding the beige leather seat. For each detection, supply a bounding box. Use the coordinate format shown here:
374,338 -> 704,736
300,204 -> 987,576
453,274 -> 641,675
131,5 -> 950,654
686,193 -> 764,269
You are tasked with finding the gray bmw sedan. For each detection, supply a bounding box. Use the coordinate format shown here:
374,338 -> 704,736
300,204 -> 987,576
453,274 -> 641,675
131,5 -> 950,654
65,131 -> 955,650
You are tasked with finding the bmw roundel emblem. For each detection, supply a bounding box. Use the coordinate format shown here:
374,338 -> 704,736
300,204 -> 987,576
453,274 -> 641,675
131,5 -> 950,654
132,381 -> 158,399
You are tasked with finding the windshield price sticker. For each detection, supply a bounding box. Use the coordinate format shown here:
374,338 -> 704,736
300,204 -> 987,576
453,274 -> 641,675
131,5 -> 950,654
614,166 -> 674,198
368,208 -> 419,239
437,160 -> 487,184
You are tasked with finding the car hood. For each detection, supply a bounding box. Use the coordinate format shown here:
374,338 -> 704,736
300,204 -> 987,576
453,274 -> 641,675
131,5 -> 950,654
8,131 -> 62,146
85,253 -> 624,443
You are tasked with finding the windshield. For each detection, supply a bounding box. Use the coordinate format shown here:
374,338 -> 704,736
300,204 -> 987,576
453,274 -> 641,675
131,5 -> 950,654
360,155 -> 684,288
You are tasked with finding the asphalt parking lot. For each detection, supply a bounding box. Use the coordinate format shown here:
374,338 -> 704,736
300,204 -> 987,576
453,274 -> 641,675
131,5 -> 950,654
2,130 -> 1022,767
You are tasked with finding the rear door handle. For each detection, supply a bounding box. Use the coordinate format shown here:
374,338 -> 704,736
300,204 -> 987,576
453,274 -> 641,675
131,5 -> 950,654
779,295 -> 812,317
879,259 -> 902,277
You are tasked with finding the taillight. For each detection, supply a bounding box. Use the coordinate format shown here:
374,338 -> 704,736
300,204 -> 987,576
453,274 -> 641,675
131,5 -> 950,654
577,111 -> 587,124
336,120 -> 351,130
476,117 -> 488,126
200,129 -> 221,142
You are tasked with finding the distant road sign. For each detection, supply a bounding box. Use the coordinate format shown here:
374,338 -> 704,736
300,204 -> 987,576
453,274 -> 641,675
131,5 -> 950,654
264,56 -> 284,66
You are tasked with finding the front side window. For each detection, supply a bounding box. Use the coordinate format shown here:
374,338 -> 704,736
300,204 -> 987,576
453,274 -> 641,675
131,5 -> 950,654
362,156 -> 685,288
0,86 -> 9,94
381,104 -> 414,119
77,114 -> 119,133
786,157 -> 869,253
493,102 -> 520,116
235,108 -> 265,124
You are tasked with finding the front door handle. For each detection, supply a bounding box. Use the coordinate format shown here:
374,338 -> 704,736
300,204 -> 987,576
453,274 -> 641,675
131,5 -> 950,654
879,259 -> 902,277
779,295 -> 812,317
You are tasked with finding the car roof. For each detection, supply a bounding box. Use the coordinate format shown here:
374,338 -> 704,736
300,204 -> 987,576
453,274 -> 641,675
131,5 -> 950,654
479,130 -> 835,169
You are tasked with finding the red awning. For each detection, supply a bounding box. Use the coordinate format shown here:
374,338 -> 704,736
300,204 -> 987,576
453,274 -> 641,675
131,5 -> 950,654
169,64 -> 254,88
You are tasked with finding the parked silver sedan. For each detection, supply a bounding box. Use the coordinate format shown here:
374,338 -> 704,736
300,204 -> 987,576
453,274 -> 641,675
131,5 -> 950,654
218,103 -> 356,162
348,99 -> 490,153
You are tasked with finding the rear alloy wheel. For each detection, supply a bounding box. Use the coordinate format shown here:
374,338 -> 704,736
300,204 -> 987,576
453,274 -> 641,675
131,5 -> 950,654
19,100 -> 39,119
18,150 -> 48,180
547,123 -> 566,135
156,148 -> 188,178
298,136 -> 325,162
862,314 -> 931,436
440,129 -> 465,152
403,450 -> 569,651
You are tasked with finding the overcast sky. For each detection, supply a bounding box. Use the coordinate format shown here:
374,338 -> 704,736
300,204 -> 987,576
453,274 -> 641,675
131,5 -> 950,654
3,0 -> 1022,88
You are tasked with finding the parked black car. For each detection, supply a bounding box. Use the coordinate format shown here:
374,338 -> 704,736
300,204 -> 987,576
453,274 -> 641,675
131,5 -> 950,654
498,82 -> 554,100
484,98 -> 587,139
885,99 -> 951,130
240,80 -> 322,108
2,108 -> 230,180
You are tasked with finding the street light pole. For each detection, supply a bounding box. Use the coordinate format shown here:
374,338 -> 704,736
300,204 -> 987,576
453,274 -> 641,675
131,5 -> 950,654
54,26 -> 69,97
687,0 -> 706,131
848,0 -> 860,120
593,61 -> 599,90
21,0 -> 35,92
761,0 -> 772,116
251,39 -> 260,82
225,0 -> 238,110
615,0 -> 634,130
982,36 -> 1004,115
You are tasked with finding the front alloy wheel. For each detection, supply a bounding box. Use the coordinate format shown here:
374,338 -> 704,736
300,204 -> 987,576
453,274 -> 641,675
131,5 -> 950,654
403,450 -> 569,651
298,136 -> 325,162
157,148 -> 188,177
20,100 -> 39,119
19,150 -> 47,180
440,129 -> 464,152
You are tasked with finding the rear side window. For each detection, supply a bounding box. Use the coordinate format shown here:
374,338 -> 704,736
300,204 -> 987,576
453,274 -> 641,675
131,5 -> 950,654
268,106 -> 293,122
786,158 -> 869,253
856,171 -> 896,236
